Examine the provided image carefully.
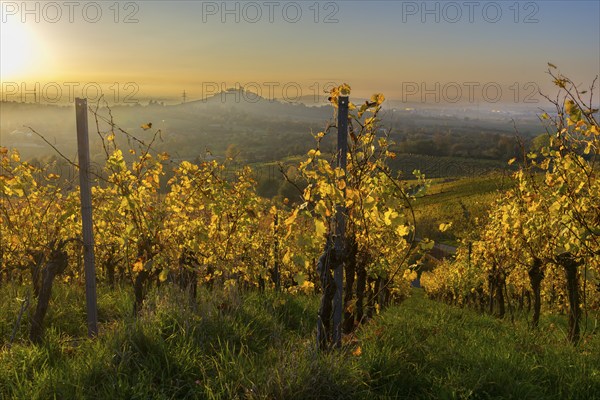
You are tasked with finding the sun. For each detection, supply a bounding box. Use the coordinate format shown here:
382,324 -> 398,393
0,20 -> 39,81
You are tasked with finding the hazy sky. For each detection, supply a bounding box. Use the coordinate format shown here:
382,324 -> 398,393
0,0 -> 598,104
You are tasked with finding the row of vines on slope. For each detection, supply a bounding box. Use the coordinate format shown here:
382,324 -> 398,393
0,85 -> 421,344
421,69 -> 600,343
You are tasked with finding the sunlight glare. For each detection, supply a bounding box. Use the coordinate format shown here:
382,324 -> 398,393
0,20 -> 41,81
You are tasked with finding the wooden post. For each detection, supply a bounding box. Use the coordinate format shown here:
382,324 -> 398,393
273,212 -> 280,292
333,96 -> 349,348
75,98 -> 98,337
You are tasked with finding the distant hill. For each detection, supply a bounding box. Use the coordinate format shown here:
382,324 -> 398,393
177,88 -> 332,122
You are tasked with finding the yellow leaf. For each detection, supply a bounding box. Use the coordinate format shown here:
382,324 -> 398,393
395,225 -> 410,236
383,209 -> 398,226
315,219 -> 327,237
420,239 -> 435,250
284,209 -> 298,226
371,93 -> 385,105
352,346 -> 362,356
439,222 -> 452,232
159,269 -> 169,282
315,200 -> 329,218
133,259 -> 144,272
564,100 -> 575,114
304,189 -> 312,202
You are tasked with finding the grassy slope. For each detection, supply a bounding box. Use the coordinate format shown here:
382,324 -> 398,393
1,284 -> 598,400
412,173 -> 512,246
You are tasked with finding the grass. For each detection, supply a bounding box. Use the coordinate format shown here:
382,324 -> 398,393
412,172 -> 512,246
0,284 -> 598,399
355,290 -> 600,399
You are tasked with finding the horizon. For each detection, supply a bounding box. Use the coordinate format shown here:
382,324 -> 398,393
0,83 -> 564,110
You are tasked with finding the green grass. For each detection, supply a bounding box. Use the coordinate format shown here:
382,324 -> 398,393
412,173 -> 512,246
1,285 -> 598,399
355,290 -> 600,399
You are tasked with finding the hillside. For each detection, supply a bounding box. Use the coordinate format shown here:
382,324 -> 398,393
1,285 -> 597,399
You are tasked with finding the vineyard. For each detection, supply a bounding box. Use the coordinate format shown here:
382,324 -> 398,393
421,70 -> 600,344
1,85 -> 424,345
1,73 -> 599,398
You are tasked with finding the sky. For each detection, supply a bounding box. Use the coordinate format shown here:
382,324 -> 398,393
0,0 -> 599,105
